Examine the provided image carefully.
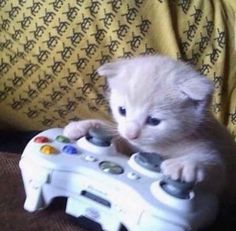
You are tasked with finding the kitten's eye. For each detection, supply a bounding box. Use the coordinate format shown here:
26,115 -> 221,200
146,116 -> 161,126
118,106 -> 126,116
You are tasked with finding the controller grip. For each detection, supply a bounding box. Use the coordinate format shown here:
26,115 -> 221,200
24,182 -> 44,212
20,160 -> 49,212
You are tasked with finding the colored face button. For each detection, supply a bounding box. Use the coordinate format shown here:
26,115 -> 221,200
40,145 -> 58,155
62,145 -> 78,155
56,135 -> 70,143
34,136 -> 50,143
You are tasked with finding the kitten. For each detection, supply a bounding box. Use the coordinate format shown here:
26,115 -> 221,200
64,55 -> 236,199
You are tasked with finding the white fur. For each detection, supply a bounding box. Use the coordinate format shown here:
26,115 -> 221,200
64,55 -> 236,200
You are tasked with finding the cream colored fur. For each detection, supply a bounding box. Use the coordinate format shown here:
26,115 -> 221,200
64,55 -> 236,200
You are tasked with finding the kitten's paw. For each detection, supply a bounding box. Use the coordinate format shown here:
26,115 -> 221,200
63,120 -> 101,140
161,158 -> 205,183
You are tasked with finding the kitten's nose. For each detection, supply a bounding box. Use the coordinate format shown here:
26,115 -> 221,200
125,130 -> 140,140
123,121 -> 141,140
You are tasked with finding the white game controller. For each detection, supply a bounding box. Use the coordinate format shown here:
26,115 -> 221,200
19,127 -> 218,231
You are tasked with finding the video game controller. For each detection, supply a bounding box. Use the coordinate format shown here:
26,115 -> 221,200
19,127 -> 218,231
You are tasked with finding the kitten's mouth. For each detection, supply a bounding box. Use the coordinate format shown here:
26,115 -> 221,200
126,137 -> 146,146
125,136 -> 157,147
121,135 -> 139,145
127,139 -> 138,145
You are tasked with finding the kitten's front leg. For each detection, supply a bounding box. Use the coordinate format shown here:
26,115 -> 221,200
161,157 -> 205,182
64,119 -> 136,156
160,154 -> 225,193
63,119 -> 112,140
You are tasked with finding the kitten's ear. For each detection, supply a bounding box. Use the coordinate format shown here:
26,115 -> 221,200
97,60 -> 127,78
178,76 -> 214,101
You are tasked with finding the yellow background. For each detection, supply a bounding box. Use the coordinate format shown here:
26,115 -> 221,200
0,0 -> 235,140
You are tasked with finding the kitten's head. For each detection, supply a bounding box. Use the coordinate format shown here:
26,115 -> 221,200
97,55 -> 213,149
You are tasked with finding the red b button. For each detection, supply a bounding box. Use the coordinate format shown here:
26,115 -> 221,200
34,136 -> 50,143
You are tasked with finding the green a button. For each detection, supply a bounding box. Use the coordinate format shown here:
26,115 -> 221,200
56,135 -> 70,143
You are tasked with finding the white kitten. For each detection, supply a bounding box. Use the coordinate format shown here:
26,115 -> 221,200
64,55 -> 236,199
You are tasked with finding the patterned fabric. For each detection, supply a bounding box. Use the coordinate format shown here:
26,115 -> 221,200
0,0 -> 235,139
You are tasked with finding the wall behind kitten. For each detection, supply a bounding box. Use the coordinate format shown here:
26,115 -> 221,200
0,0 -> 235,141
